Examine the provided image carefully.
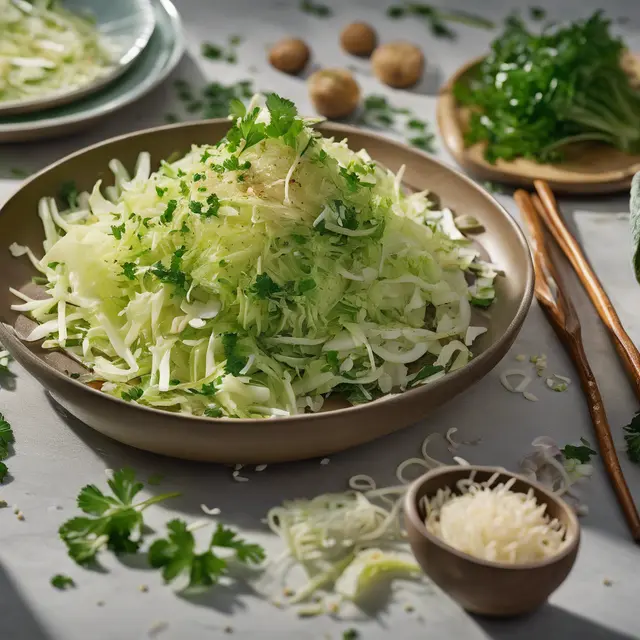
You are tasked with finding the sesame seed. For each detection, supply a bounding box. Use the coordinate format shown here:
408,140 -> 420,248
320,458 -> 330,465
255,464 -> 268,471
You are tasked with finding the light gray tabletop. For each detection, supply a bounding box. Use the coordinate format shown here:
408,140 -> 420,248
1,1 -> 640,639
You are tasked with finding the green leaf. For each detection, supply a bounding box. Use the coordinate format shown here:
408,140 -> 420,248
107,467 -> 144,505
249,273 -> 282,299
623,412 -> 640,464
0,413 -> 15,461
410,364 -> 444,387
561,438 -> 597,464
229,98 -> 246,119
110,224 -> 126,240
59,469 -> 178,566
0,462 -> 7,483
122,262 -> 137,280
204,407 -> 223,418
211,523 -> 266,564
59,181 -> 79,209
51,574 -> 75,590
77,485 -> 118,516
630,172 -> 640,283
121,387 -> 144,402
222,333 -> 247,376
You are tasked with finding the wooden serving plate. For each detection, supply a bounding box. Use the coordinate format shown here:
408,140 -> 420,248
437,55 -> 640,194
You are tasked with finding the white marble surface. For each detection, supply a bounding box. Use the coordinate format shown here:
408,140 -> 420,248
1,1 -> 640,639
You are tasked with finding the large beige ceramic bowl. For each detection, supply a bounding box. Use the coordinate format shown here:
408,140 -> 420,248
0,121 -> 533,463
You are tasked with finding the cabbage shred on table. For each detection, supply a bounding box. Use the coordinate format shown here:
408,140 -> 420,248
10,93 -> 497,418
0,0 -> 114,104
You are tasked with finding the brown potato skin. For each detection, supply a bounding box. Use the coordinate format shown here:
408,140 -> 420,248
372,42 -> 425,88
308,69 -> 361,119
340,22 -> 378,57
268,38 -> 311,75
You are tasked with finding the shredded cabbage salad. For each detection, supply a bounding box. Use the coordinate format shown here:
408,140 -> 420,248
9,93 -> 499,418
0,0 -> 114,104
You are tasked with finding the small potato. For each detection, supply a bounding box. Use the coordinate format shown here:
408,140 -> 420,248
340,22 -> 378,57
371,41 -> 424,88
268,38 -> 310,75
308,68 -> 360,119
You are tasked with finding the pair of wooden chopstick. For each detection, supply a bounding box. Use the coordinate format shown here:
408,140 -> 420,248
514,180 -> 640,543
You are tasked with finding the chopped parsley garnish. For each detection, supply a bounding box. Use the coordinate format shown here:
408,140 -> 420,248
300,0 -> 332,17
623,412 -> 640,464
204,407 -> 223,418
156,186 -> 168,197
122,262 -> 137,280
265,93 -> 304,149
221,333 -> 246,376
151,247 -> 190,294
48,262 -> 60,269
339,166 -> 367,192
121,387 -> 144,402
407,118 -> 427,130
59,180 -> 79,209
110,224 -> 126,240
223,156 -> 251,171
561,438 -> 597,464
165,113 -> 179,124
191,382 -> 218,396
0,413 -> 15,483
343,630 -> 360,640
69,372 -> 80,379
160,199 -> 178,224
147,474 -> 164,486
51,574 -> 75,590
249,273 -> 282,299
180,180 -> 190,196
148,520 -> 265,594
58,468 -> 180,565
10,167 -> 28,178
297,278 -> 317,295
201,36 -> 241,64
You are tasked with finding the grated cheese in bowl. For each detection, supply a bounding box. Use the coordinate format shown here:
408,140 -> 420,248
423,472 -> 568,564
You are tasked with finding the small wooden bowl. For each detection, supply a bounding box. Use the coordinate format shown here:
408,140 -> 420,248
437,55 -> 640,194
404,465 -> 580,617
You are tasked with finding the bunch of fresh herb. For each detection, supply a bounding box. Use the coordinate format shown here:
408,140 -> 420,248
387,3 -> 494,39
454,12 -> 640,164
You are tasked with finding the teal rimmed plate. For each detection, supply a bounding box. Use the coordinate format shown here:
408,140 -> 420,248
0,0 -> 156,116
0,0 -> 183,142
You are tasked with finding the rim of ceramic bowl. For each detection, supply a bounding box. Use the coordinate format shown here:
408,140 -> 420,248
0,120 -> 534,428
404,464 -> 580,571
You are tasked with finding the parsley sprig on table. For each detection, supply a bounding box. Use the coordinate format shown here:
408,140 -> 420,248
149,520 -> 265,594
59,468 -> 180,565
0,412 -> 15,483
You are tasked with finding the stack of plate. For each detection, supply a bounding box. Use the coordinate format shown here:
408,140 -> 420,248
0,0 -> 184,143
